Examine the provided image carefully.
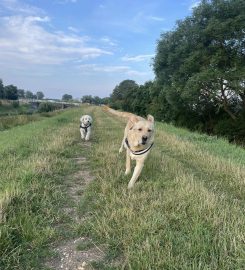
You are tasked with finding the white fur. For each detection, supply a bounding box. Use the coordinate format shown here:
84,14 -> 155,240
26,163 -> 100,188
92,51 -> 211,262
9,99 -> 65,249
80,115 -> 93,141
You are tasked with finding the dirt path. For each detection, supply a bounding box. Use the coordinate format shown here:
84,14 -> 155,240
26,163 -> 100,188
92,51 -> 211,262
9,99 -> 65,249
45,142 -> 104,270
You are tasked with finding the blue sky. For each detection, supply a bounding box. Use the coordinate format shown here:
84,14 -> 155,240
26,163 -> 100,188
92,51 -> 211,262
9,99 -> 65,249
0,0 -> 200,99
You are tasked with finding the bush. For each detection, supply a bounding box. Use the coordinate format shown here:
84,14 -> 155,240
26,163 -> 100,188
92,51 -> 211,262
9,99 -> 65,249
12,101 -> 19,108
38,102 -> 56,113
214,114 -> 245,144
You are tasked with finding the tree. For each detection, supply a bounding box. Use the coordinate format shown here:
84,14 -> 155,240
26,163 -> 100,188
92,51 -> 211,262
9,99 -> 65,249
38,102 -> 56,113
153,0 -> 245,125
81,95 -> 93,103
36,91 -> 44,100
25,91 -> 34,99
4,85 -> 18,100
110,80 -> 139,110
0,79 -> 4,99
17,89 -> 25,98
93,96 -> 102,105
62,94 -> 73,101
101,97 -> 110,105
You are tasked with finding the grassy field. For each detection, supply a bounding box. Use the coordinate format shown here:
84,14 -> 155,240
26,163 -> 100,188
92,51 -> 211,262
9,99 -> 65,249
0,106 -> 86,269
0,100 -> 66,130
0,111 -> 65,131
0,105 -> 244,269
0,101 -> 30,116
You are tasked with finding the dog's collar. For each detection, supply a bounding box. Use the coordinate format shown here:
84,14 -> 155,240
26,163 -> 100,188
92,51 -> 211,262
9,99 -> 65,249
80,123 -> 91,131
125,138 -> 154,155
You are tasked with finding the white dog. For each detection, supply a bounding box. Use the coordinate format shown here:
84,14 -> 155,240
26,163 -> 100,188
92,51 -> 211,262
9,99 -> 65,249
80,115 -> 93,141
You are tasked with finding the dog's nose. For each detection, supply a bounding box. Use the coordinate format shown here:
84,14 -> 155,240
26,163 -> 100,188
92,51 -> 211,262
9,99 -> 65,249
142,135 -> 148,141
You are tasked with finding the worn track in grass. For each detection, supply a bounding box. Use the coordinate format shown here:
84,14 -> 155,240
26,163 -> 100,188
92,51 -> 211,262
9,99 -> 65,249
1,105 -> 244,270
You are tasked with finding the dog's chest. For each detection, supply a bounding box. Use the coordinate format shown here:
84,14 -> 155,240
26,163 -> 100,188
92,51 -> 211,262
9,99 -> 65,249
130,152 -> 147,161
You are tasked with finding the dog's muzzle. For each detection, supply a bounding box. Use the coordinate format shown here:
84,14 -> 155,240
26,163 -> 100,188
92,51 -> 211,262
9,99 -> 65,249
142,136 -> 148,145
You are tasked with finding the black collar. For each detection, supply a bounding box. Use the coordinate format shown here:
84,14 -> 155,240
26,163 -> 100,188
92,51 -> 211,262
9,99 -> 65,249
125,138 -> 154,155
80,123 -> 91,131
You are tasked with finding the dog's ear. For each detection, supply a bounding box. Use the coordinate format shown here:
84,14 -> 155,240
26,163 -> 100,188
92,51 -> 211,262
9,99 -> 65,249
130,115 -> 139,123
128,116 -> 139,129
147,114 -> 154,122
80,116 -> 84,123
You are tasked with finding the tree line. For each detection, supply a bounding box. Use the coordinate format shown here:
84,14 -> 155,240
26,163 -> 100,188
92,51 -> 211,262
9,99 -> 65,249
0,79 -> 45,100
108,0 -> 245,144
81,95 -> 109,105
0,79 -> 109,105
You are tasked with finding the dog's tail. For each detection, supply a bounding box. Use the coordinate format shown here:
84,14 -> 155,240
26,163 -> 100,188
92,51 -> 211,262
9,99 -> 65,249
102,105 -> 134,119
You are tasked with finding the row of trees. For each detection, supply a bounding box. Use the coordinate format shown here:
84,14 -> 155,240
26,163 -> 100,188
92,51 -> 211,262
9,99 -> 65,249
0,79 -> 44,100
0,81 -> 107,104
81,95 -> 109,105
109,0 -> 245,143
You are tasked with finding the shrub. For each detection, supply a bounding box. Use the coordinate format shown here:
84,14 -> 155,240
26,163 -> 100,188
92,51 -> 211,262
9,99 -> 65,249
38,102 -> 56,113
12,101 -> 19,108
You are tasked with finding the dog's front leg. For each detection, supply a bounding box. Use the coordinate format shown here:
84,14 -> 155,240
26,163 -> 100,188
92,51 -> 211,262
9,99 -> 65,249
80,129 -> 85,140
125,149 -> 131,175
127,160 -> 144,189
119,138 -> 125,153
85,130 -> 91,141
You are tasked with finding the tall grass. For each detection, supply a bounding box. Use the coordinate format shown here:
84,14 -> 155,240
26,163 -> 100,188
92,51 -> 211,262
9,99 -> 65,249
0,105 -> 244,269
78,107 -> 245,269
0,110 -> 65,131
0,101 -> 29,116
0,107 -> 87,269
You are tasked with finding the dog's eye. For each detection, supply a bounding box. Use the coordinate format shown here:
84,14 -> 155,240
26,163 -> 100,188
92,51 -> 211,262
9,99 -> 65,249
148,129 -> 152,132
138,128 -> 142,131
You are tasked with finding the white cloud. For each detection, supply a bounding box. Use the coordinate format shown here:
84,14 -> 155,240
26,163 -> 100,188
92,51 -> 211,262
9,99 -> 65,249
0,15 -> 112,65
147,16 -> 165,22
100,37 -> 117,46
121,54 -> 154,62
79,64 -> 129,72
126,11 -> 166,33
126,70 -> 148,76
0,0 -> 45,15
78,64 -> 147,76
68,26 -> 80,33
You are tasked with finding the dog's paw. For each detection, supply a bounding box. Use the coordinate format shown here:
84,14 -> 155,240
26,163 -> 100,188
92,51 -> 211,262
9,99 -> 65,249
127,183 -> 134,189
125,169 -> 131,175
119,148 -> 123,153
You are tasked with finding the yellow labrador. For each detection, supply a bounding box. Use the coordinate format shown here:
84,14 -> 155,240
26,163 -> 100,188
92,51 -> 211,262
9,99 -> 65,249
103,106 -> 154,188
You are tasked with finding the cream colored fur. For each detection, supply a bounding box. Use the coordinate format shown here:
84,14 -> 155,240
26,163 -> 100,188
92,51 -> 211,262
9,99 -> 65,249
103,106 -> 154,189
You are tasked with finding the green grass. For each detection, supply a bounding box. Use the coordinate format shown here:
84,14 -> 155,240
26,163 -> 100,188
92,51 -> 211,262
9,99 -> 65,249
77,107 -> 245,269
0,111 -> 65,131
0,102 -> 30,116
0,106 -> 89,269
0,105 -> 244,269
0,100 -> 71,130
